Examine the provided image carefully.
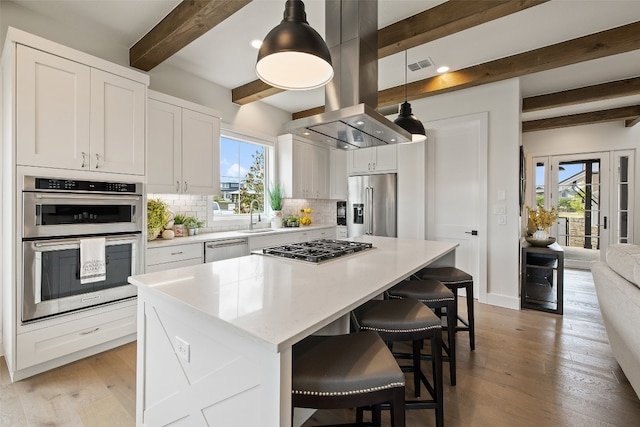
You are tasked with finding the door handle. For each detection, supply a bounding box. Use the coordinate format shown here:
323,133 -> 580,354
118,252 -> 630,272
603,216 -> 607,230
465,230 -> 478,236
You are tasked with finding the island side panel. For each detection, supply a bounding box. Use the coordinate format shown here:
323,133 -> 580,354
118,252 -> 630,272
136,287 -> 283,427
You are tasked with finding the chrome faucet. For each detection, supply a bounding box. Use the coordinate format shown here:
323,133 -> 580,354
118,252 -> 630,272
249,199 -> 261,230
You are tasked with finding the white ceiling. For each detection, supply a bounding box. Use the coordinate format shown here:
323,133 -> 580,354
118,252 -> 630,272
10,0 -> 640,119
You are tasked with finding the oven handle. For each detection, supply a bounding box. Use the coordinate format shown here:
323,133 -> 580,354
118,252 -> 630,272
33,234 -> 141,249
34,194 -> 141,202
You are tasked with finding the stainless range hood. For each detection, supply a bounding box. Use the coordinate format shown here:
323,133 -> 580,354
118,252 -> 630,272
284,0 -> 411,149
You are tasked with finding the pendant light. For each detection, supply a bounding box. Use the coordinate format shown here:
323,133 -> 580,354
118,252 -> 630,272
394,51 -> 426,142
256,0 -> 333,90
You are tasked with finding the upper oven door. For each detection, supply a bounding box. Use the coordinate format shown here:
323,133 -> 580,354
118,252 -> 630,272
23,192 -> 142,238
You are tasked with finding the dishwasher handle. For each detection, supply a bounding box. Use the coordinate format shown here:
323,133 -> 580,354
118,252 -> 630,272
206,238 -> 248,249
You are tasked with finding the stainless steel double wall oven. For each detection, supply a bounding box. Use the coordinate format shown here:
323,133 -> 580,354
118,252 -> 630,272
22,176 -> 143,322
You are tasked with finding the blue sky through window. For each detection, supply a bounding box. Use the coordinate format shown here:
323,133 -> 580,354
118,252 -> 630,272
220,136 -> 265,184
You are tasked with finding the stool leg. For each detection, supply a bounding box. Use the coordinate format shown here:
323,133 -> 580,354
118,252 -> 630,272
466,281 -> 475,350
432,332 -> 444,427
446,298 -> 457,385
372,404 -> 382,427
391,387 -> 406,427
413,339 -> 422,398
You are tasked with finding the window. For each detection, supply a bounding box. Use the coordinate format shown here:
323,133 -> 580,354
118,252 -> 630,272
217,135 -> 266,218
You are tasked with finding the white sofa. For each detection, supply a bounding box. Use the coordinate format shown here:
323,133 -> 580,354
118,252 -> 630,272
591,244 -> 640,398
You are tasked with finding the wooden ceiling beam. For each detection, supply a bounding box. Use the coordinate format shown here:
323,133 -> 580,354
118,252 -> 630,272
522,105 -> 640,132
130,0 -> 252,71
522,77 -> 640,112
232,0 -> 548,105
625,116 -> 640,127
377,0 -> 548,59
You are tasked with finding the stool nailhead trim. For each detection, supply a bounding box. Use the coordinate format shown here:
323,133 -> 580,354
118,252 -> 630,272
361,325 -> 440,334
387,294 -> 453,303
292,381 -> 405,397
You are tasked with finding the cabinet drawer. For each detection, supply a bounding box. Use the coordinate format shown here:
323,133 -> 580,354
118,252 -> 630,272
145,257 -> 203,273
146,243 -> 203,266
16,304 -> 136,370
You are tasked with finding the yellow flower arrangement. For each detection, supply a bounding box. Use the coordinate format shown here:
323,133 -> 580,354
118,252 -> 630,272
525,205 -> 558,231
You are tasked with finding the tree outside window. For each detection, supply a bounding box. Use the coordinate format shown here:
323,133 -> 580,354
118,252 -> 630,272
219,136 -> 265,215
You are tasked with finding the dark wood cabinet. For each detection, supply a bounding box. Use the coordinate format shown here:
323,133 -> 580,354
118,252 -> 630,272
521,244 -> 564,314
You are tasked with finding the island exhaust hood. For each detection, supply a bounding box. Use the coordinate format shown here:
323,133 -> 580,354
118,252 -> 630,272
284,0 -> 411,149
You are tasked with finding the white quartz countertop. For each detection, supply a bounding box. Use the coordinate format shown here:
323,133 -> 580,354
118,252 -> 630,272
146,224 -> 337,248
130,236 -> 457,352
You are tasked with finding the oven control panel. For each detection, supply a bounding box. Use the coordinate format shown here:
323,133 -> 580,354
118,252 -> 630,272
32,178 -> 139,193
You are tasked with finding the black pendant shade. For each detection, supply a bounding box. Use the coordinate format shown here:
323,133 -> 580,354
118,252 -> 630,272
394,50 -> 426,142
256,0 -> 333,90
394,101 -> 426,142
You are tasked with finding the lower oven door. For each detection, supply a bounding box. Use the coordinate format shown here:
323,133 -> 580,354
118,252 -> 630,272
22,234 -> 140,323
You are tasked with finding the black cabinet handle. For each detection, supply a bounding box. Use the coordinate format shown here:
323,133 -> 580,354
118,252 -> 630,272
465,230 -> 478,236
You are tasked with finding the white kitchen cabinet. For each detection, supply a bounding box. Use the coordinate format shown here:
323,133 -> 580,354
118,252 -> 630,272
249,232 -> 301,250
278,134 -> 330,199
348,144 -> 397,175
330,148 -> 348,200
147,91 -> 220,195
16,44 -> 146,175
146,242 -> 204,273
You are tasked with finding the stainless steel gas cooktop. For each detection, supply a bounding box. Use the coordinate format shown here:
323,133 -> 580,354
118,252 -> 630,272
260,239 -> 374,264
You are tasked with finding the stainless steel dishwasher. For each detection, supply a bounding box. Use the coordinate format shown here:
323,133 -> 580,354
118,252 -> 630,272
204,237 -> 249,262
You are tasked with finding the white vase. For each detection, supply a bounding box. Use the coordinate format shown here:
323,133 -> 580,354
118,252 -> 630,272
532,228 -> 549,240
271,210 -> 283,228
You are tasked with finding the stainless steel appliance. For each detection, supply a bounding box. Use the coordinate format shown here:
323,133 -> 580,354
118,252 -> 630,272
337,201 -> 347,226
204,237 -> 249,263
21,176 -> 143,322
260,239 -> 373,264
348,173 -> 397,238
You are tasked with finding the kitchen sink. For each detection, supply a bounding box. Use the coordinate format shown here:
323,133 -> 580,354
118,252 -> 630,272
238,229 -> 277,234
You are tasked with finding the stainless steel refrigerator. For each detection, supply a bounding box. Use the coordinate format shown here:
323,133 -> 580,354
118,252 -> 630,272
347,173 -> 397,237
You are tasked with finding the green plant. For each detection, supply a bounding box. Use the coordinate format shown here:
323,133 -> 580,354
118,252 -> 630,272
184,216 -> 204,229
173,214 -> 186,225
147,199 -> 169,238
268,182 -> 283,211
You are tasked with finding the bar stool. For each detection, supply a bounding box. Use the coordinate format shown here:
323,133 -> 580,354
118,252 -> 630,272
386,279 -> 457,386
416,267 -> 475,350
292,330 -> 406,427
352,298 -> 444,427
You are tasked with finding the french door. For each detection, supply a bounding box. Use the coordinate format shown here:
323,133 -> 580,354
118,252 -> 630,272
533,151 -> 633,268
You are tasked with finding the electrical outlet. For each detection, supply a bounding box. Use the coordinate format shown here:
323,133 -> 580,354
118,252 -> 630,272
175,336 -> 190,362
498,215 -> 506,225
494,204 -> 506,215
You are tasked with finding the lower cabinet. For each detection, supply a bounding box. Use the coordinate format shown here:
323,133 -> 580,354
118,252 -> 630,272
249,227 -> 337,250
146,242 -> 203,273
16,301 -> 136,371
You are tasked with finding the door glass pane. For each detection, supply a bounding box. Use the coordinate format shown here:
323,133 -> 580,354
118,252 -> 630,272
535,161 -> 545,207
617,156 -> 629,243
556,160 -> 600,264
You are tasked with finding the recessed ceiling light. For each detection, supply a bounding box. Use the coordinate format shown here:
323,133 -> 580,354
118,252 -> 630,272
250,39 -> 262,49
356,120 -> 364,126
437,65 -> 450,74
302,131 -> 310,136
390,138 -> 396,142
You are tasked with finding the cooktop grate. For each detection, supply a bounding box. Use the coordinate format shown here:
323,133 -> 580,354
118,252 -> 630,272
261,239 -> 373,263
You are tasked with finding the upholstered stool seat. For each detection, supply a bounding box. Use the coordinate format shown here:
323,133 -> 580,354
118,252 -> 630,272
387,278 -> 457,385
352,298 -> 443,427
292,330 -> 406,427
416,266 -> 475,350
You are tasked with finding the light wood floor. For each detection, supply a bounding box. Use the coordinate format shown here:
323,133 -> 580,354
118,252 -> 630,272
2,269 -> 639,426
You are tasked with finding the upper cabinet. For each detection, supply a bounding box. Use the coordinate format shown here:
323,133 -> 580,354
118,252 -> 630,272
147,91 -> 220,195
278,135 -> 330,199
348,144 -> 397,175
16,45 -> 146,175
330,149 -> 348,200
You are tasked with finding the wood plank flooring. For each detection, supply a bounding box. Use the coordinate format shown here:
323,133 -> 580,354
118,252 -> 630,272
2,269 -> 639,426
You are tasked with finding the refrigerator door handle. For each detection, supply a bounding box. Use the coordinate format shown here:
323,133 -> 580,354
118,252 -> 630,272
364,187 -> 369,234
368,186 -> 374,234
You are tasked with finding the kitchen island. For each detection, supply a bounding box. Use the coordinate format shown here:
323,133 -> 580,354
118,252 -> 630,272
129,236 -> 457,427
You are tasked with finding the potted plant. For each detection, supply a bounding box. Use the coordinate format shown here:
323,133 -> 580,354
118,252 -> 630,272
268,183 -> 284,228
173,213 -> 186,237
184,216 -> 205,236
147,198 -> 169,241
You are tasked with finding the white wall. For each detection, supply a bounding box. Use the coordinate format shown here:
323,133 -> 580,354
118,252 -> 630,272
523,121 -> 640,243
408,79 -> 522,309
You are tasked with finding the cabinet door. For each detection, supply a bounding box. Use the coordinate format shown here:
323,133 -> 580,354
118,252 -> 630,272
330,149 -> 348,200
349,148 -> 374,174
90,68 -> 146,175
147,99 -> 182,193
16,45 -> 90,170
311,145 -> 330,199
373,144 -> 397,172
181,108 -> 220,195
292,142 -> 310,198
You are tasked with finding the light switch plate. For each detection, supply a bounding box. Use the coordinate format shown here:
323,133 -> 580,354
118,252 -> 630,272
175,336 -> 190,362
